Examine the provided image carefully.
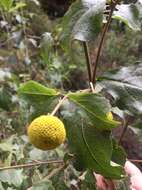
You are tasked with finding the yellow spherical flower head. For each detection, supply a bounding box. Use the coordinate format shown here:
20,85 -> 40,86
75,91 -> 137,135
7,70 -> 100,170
27,115 -> 66,150
107,112 -> 113,121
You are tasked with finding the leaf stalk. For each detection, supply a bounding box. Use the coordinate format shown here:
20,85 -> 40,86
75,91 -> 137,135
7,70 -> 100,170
0,160 -> 63,171
92,0 -> 120,85
83,42 -> 92,83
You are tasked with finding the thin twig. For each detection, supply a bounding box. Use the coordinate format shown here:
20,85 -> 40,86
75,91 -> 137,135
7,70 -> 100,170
51,95 -> 68,116
27,164 -> 66,190
129,159 -> 142,163
0,36 -> 14,47
0,160 -> 63,171
27,35 -> 41,40
118,118 -> 129,145
46,164 -> 66,179
79,88 -> 91,93
0,9 -> 11,48
90,82 -> 95,93
92,0 -> 120,85
83,42 -> 92,83
20,9 -> 30,62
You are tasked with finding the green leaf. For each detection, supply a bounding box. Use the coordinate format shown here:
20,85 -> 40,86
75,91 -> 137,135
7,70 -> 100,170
81,170 -> 97,190
0,135 -> 16,153
4,152 -> 12,166
99,63 -> 142,115
111,140 -> 126,166
0,87 -> 12,111
32,180 -> 55,190
51,168 -> 69,190
132,119 -> 142,129
40,32 -> 54,67
9,2 -> 26,12
18,80 -> 59,119
0,182 -> 4,190
61,0 -> 105,45
29,148 -> 48,160
0,135 -> 24,166
0,0 -> 13,11
63,110 -> 124,179
0,169 -> 26,188
113,1 -> 142,31
68,92 -> 119,130
18,80 -> 58,96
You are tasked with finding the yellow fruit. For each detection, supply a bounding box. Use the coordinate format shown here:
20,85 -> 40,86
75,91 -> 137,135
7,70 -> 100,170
107,112 -> 113,120
27,115 -> 66,150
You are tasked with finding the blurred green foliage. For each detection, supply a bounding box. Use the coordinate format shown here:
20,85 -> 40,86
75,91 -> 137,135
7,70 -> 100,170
0,0 -> 142,189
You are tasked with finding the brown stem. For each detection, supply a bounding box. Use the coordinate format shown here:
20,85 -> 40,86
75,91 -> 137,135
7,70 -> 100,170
83,42 -> 92,83
0,160 -> 63,171
46,164 -> 66,179
129,159 -> 142,163
118,118 -> 129,145
92,0 -> 119,85
51,95 -> 68,116
27,164 -> 66,190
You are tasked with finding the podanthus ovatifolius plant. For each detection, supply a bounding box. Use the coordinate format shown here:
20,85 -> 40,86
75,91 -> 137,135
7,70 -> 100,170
1,0 -> 142,189
19,0 -> 142,186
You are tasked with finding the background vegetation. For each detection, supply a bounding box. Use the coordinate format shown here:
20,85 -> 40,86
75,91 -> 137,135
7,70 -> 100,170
0,0 -> 142,189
